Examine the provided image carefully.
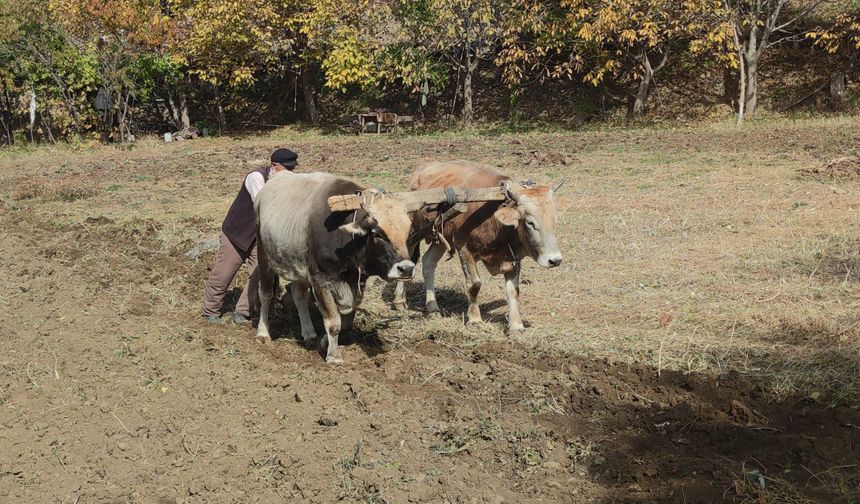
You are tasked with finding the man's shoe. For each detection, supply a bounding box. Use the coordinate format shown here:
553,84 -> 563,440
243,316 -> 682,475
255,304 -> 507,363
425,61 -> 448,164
205,315 -> 226,325
232,312 -> 251,325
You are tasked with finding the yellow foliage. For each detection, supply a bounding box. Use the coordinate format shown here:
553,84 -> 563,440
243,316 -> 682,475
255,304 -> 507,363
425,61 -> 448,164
807,12 -> 860,54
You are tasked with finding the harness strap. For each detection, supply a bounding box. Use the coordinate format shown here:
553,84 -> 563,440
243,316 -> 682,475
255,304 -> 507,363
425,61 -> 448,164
508,243 -> 520,266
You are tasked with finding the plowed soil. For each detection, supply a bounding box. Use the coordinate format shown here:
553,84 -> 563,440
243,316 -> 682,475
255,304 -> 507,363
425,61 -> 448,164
799,156 -> 860,179
1,118 -> 859,503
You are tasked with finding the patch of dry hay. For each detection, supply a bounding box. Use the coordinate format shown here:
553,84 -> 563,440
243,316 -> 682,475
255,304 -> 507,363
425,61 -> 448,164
12,179 -> 97,201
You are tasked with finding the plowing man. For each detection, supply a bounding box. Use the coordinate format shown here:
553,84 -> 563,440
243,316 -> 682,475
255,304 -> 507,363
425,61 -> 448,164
201,148 -> 299,325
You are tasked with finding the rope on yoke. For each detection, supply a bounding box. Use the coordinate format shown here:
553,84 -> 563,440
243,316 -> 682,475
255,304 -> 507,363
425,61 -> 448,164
444,187 -> 456,207
428,187 -> 459,260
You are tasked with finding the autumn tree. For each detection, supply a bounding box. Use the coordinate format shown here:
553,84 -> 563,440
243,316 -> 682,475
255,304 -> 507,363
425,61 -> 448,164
807,2 -> 860,109
50,0 -> 177,140
174,0 -> 294,121
722,0 -> 832,124
295,0 -> 395,123
498,0 -> 733,117
178,0 -> 392,126
299,0 -> 394,92
399,0 -> 506,123
0,0 -> 104,141
0,1 -> 18,145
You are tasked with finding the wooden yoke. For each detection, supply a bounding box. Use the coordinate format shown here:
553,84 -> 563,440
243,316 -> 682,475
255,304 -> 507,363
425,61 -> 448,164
326,189 -> 383,212
327,186 -> 506,213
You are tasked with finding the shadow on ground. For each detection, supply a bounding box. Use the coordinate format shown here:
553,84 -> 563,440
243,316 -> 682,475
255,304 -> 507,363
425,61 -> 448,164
414,338 -> 860,503
380,280 -> 509,319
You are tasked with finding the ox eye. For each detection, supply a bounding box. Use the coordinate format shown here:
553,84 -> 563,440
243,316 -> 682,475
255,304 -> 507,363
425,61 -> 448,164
525,218 -> 539,230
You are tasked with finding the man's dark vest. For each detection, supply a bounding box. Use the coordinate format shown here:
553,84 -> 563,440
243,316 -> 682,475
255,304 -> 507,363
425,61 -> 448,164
222,166 -> 269,252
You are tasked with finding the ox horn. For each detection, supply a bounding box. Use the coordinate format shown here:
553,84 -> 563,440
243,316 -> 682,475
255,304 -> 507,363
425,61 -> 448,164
499,180 -> 511,198
552,180 -> 565,193
359,188 -> 382,211
502,180 -> 521,203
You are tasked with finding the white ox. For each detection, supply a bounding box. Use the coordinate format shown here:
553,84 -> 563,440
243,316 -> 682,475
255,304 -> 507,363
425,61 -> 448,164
255,172 -> 415,363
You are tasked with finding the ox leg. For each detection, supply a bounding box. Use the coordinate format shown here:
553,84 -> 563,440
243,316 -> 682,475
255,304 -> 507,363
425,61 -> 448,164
313,285 -> 344,364
255,250 -> 275,344
422,242 -> 446,314
458,250 -> 483,324
291,282 -> 318,343
341,310 -> 356,334
504,263 -> 524,332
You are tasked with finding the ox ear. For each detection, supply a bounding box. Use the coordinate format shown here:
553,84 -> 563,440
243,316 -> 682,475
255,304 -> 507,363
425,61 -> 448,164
339,221 -> 367,236
554,196 -> 572,214
339,215 -> 377,236
494,206 -> 521,227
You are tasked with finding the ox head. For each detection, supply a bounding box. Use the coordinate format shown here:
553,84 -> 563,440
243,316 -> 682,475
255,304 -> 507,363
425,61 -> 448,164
494,180 -> 571,268
338,194 -> 415,281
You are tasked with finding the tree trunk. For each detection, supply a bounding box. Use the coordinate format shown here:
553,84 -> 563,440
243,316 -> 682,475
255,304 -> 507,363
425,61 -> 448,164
744,56 -> 759,116
301,68 -> 320,126
0,100 -> 10,145
166,89 -> 180,128
118,91 -> 129,143
830,71 -> 847,110
742,24 -> 760,117
462,67 -> 473,123
736,44 -> 746,127
461,47 -> 475,124
178,86 -> 191,130
39,112 -> 56,144
101,85 -> 114,143
214,84 -> 227,133
0,114 -> 10,145
0,87 -> 11,145
631,48 -> 653,117
632,72 -> 652,117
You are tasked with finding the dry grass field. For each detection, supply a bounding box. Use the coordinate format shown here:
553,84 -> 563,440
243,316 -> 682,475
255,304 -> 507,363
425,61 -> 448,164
1,116 -> 858,503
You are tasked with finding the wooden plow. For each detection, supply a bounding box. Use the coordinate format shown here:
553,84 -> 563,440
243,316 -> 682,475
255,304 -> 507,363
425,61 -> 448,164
327,184 -> 509,254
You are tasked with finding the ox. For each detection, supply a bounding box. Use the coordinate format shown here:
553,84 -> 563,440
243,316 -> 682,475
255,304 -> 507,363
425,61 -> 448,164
393,161 -> 570,331
255,172 -> 415,363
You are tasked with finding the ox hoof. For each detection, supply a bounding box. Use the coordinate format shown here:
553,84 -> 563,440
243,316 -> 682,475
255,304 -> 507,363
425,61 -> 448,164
393,302 -> 407,312
301,332 -> 319,344
325,348 -> 344,364
254,334 -> 272,344
466,316 -> 484,325
426,301 -> 440,313
507,324 -> 525,335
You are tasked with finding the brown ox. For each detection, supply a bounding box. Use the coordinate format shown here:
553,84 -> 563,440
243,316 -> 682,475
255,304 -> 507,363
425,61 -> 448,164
393,161 -> 570,331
